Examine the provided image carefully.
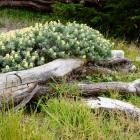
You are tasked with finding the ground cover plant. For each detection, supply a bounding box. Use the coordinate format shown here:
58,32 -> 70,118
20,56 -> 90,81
0,21 -> 113,72
0,7 -> 140,140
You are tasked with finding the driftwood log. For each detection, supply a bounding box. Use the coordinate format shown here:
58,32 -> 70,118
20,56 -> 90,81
0,58 -> 84,108
32,79 -> 140,98
71,50 -> 136,78
0,0 -> 102,11
0,49 -> 139,116
79,80 -> 140,96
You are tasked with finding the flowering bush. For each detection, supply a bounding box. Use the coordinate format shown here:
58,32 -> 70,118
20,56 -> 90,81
0,21 -> 113,72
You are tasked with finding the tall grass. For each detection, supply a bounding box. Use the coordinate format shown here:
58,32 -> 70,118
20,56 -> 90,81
0,8 -> 50,30
1,98 -> 140,140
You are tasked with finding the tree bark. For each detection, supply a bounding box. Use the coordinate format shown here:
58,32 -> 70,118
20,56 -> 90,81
30,79 -> 140,100
78,80 -> 140,96
0,0 -> 102,11
71,55 -> 136,79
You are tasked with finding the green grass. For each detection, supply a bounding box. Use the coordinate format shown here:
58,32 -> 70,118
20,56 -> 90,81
1,98 -> 140,140
0,8 -> 50,30
0,7 -> 140,140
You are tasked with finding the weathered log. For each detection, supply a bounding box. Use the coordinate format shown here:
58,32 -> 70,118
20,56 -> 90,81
0,58 -> 138,108
0,58 -> 84,108
0,0 -> 102,11
31,79 -> 140,100
0,50 -> 138,109
77,50 -> 136,75
83,97 -> 140,119
71,57 -> 136,79
78,79 -> 140,96
96,50 -> 136,73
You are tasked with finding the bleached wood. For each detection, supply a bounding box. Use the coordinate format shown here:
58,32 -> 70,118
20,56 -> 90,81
83,97 -> 140,118
78,79 -> 140,96
83,50 -> 136,74
0,58 -> 84,107
111,50 -> 124,59
0,50 -> 138,108
0,58 -> 84,89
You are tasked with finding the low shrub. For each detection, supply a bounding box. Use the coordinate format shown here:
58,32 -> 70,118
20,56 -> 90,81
51,1 -> 140,42
0,21 -> 113,72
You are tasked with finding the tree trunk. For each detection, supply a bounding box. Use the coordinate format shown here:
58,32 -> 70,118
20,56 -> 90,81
0,0 -> 102,11
78,80 -> 140,96
0,58 -> 84,108
31,79 -> 140,99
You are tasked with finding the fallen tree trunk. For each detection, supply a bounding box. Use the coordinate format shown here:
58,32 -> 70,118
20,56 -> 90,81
11,78 -> 139,109
0,58 -> 84,108
31,79 -> 140,101
0,50 -> 138,109
0,0 -> 102,11
78,79 -> 140,96
71,50 -> 136,78
73,57 -> 136,78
